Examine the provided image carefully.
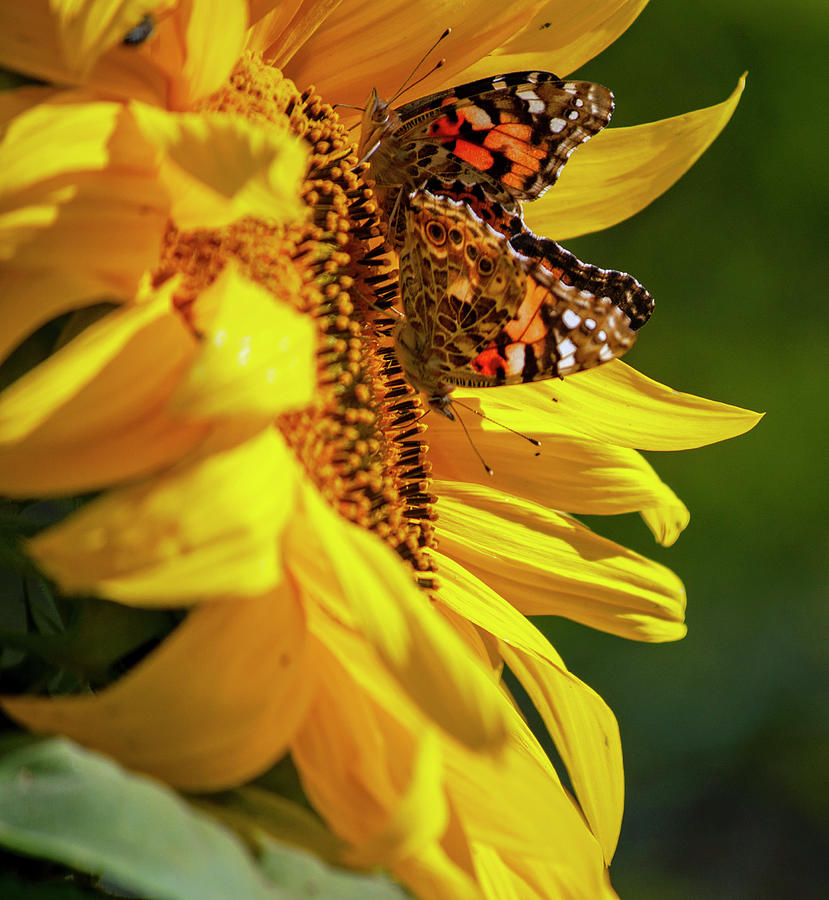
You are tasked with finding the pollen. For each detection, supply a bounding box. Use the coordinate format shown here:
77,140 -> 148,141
153,53 -> 436,587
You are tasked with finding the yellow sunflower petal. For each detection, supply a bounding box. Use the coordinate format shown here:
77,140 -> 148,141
254,0 -> 340,67
129,101 -> 307,229
457,359 -> 763,451
0,281 -> 210,496
452,0 -> 648,82
393,843 -> 482,900
436,483 -> 687,642
504,649 -> 622,862
2,587 -> 312,791
0,98 -> 168,361
245,0 -> 303,56
50,0 -> 162,76
170,263 -> 316,421
289,481 -> 510,751
0,2 -> 158,84
292,622 -> 448,865
0,85 -> 60,127
282,0 -> 547,110
525,75 -> 746,240
26,429 -> 297,604
428,410 -> 689,546
443,703 -> 610,897
477,849 -> 619,900
0,2 -> 245,106
436,553 -> 623,861
170,0 -> 248,109
473,844 -> 544,900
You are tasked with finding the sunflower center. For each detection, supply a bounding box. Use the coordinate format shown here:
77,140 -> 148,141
153,53 -> 436,587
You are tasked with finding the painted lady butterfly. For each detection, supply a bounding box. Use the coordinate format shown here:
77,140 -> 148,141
357,70 -> 653,416
395,189 -> 651,416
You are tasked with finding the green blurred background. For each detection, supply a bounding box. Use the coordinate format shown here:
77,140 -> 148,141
539,1 -> 827,897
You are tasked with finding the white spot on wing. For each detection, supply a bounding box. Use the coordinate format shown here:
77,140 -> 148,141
465,105 -> 493,129
584,317 -> 597,330
561,309 -> 581,330
506,343 -> 526,370
558,337 -> 577,356
549,117 -> 566,133
599,344 -> 615,361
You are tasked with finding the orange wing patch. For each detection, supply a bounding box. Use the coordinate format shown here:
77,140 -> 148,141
452,139 -> 496,171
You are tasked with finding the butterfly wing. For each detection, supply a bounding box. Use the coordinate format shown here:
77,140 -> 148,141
509,230 -> 654,331
466,264 -> 640,386
386,72 -> 613,208
396,190 -> 649,398
398,191 -> 526,368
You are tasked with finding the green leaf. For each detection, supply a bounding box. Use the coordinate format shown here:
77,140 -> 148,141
0,738 -> 285,899
257,837 -> 409,899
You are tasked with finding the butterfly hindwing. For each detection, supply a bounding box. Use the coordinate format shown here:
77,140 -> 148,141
509,230 -> 654,331
395,191 -> 644,406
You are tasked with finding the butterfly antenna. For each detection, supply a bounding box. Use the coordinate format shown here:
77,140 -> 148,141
451,399 -> 542,451
394,58 -> 446,101
389,28 -> 451,104
451,402 -> 494,476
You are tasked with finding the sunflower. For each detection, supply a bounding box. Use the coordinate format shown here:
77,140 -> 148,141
0,2 -> 760,897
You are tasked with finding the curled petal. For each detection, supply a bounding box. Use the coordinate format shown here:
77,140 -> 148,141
0,1 -> 246,106
171,263 -> 316,421
129,101 -> 308,229
0,98 -> 168,360
456,360 -> 763,451
452,0 -> 648,82
0,282 -> 208,496
252,0 -> 341,66
26,430 -> 297,604
436,483 -> 687,642
50,0 -> 165,77
2,586 -> 313,791
526,75 -> 746,240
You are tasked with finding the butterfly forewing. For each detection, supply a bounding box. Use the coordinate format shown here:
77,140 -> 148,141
363,71 -> 613,219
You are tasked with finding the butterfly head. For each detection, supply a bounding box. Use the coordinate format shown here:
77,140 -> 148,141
358,89 -> 397,165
